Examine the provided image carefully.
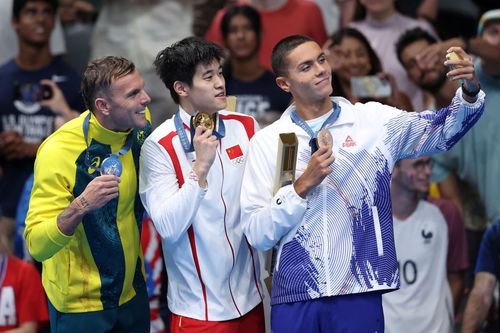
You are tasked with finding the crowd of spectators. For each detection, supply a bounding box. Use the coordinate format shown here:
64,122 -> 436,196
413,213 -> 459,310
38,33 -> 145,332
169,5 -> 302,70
1,0 -> 499,332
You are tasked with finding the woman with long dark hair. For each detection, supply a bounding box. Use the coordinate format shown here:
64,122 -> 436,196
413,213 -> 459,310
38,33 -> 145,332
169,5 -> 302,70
325,27 -> 412,110
349,0 -> 438,110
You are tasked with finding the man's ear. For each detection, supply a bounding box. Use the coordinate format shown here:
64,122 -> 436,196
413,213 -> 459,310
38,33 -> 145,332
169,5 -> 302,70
276,76 -> 290,93
94,97 -> 110,116
173,81 -> 189,98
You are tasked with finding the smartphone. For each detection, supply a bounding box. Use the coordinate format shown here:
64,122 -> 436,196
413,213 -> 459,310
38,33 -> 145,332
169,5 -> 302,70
14,82 -> 53,103
445,51 -> 462,71
351,76 -> 392,98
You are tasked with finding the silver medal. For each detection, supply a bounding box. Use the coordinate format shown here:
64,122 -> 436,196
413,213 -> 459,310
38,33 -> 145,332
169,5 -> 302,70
100,155 -> 123,176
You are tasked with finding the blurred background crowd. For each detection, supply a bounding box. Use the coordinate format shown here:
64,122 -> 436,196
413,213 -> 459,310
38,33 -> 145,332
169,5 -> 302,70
0,0 -> 499,332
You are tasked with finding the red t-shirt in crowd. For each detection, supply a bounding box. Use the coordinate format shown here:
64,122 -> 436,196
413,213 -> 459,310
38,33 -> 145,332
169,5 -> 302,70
428,198 -> 469,272
205,0 -> 328,71
0,256 -> 49,331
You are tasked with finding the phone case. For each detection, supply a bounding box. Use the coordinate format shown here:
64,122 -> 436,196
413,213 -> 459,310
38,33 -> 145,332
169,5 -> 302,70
350,76 -> 392,98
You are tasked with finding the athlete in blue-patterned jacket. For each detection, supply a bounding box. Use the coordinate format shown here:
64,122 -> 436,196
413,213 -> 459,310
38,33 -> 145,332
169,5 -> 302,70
240,35 -> 485,333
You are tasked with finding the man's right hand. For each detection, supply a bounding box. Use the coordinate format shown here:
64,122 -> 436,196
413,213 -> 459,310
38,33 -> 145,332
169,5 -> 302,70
76,175 -> 121,213
58,175 -> 121,236
294,146 -> 334,198
192,126 -> 218,187
39,80 -> 79,122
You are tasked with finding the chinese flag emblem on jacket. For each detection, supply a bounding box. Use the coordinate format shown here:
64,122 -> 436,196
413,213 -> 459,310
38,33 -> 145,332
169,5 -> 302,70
226,145 -> 244,166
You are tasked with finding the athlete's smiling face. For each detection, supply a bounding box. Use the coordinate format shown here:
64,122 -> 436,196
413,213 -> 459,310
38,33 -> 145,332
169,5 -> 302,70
98,69 -> 151,131
178,59 -> 227,115
276,41 -> 332,105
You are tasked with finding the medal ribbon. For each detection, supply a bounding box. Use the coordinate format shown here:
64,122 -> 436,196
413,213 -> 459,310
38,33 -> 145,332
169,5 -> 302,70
82,112 -> 135,173
290,103 -> 340,154
174,111 -> 226,153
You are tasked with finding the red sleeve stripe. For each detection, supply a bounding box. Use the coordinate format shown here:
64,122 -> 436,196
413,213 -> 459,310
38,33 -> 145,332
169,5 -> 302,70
158,131 -> 185,188
157,129 -> 209,320
219,114 -> 255,140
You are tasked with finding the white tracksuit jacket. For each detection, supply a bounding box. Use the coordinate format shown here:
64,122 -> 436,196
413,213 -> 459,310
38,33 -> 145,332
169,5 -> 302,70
139,108 -> 263,321
241,89 -> 485,305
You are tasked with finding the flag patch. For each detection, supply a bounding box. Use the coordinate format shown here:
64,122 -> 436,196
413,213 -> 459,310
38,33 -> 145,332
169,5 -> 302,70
226,145 -> 244,166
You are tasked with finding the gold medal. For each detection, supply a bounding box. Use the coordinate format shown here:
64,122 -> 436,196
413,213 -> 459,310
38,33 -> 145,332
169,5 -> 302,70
317,128 -> 333,149
193,112 -> 214,130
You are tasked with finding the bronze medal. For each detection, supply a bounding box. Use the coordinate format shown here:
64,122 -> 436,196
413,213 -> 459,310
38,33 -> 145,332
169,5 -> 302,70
317,128 -> 333,149
193,112 -> 214,130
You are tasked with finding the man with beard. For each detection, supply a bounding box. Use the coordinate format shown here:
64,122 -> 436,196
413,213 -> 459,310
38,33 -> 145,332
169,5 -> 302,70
396,23 -> 500,294
396,28 -> 456,111
397,24 -> 500,217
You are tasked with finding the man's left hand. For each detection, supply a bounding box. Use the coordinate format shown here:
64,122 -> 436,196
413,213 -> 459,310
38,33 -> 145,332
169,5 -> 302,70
444,47 -> 480,101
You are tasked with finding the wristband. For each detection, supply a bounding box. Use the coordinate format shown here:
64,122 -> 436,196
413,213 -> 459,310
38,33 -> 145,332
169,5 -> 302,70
462,83 -> 480,98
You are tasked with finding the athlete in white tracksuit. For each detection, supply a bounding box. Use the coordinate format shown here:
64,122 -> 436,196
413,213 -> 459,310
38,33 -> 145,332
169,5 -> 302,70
241,91 -> 484,304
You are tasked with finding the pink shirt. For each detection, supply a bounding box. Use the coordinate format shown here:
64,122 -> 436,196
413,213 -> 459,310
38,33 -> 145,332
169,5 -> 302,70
350,13 -> 438,111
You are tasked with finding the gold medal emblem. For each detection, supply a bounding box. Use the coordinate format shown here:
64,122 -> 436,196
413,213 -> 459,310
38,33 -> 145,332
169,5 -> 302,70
193,112 -> 214,130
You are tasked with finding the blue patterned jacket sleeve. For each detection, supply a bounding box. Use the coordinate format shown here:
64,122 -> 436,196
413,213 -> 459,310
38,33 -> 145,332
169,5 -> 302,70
385,88 -> 485,161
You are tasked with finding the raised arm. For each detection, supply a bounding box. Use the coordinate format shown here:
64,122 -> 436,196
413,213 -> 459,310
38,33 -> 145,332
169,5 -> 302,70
385,47 -> 484,161
139,126 -> 217,246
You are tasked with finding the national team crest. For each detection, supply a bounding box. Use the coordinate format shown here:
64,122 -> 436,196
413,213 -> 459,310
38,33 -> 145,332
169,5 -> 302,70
226,145 -> 244,166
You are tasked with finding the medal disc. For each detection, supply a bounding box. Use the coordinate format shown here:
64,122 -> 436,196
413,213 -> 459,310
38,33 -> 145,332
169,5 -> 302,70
193,112 -> 214,130
317,128 -> 333,149
100,155 -> 123,176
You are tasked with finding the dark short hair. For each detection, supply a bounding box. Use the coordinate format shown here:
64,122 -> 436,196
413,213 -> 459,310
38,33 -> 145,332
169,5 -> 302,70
271,35 -> 313,77
81,56 -> 135,112
395,28 -> 438,66
154,37 -> 225,104
221,5 -> 262,46
13,0 -> 58,20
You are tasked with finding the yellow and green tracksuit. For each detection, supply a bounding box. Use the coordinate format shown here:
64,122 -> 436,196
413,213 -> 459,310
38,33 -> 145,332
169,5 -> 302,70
25,110 -> 152,313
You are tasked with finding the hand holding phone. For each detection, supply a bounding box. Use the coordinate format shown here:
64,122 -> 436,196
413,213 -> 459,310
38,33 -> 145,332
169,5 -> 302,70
445,51 -> 463,71
444,47 -> 480,99
14,82 -> 53,103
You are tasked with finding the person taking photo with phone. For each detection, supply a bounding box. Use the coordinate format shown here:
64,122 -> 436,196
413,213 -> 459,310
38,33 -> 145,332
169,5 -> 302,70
240,34 -> 484,333
324,27 -> 412,110
0,0 -> 83,227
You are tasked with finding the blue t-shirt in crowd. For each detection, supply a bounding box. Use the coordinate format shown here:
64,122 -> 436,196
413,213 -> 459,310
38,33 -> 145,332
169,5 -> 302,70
475,221 -> 500,280
226,70 -> 291,118
0,56 -> 84,218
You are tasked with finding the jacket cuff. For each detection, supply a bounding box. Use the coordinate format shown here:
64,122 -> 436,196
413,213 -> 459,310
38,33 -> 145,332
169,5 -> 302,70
46,217 -> 72,248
